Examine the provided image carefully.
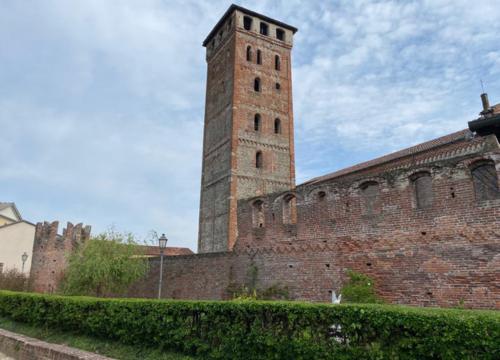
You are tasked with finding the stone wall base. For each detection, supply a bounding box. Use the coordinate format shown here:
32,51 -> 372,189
0,328 -> 112,360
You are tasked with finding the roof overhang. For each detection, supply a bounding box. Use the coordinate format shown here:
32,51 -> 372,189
202,4 -> 298,47
468,113 -> 500,139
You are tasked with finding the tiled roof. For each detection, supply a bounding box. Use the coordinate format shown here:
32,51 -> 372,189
139,245 -> 194,256
303,129 -> 471,185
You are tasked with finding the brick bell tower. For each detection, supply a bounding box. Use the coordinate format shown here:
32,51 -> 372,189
198,5 -> 297,253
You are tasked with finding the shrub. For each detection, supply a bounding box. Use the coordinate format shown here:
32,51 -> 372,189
0,290 -> 498,359
227,263 -> 289,300
340,270 -> 381,304
0,269 -> 27,292
61,230 -> 148,297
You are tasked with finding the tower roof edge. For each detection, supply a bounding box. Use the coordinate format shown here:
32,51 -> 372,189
202,4 -> 298,47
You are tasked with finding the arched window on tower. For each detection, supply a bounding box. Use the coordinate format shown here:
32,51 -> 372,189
257,50 -> 262,65
252,200 -> 265,228
246,46 -> 252,61
254,77 -> 261,92
260,22 -> 269,36
274,118 -> 281,134
471,160 -> 499,201
254,114 -> 261,131
275,55 -> 281,71
244,16 -> 252,31
276,28 -> 285,41
411,172 -> 433,209
360,181 -> 379,215
256,151 -> 263,169
283,194 -> 297,224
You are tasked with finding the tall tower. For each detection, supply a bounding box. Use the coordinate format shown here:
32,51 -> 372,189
198,5 -> 297,253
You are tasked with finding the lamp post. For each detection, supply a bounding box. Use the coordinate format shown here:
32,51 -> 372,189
158,233 -> 168,299
21,252 -> 28,273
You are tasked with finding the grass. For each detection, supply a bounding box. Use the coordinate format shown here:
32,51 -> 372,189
0,316 -> 197,360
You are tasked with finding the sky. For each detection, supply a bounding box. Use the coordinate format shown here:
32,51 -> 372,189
1,0 -> 500,251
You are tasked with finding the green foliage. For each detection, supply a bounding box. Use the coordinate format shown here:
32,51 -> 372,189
0,269 -> 27,292
341,270 -> 382,304
61,230 -> 148,297
0,316 -> 194,360
227,263 -> 289,300
1,290 -> 498,360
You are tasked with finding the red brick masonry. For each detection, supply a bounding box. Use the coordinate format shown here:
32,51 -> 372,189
129,131 -> 500,309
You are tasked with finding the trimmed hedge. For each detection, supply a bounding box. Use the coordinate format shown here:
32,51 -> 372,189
0,291 -> 498,359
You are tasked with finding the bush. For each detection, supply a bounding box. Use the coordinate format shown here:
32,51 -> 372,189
61,230 -> 149,297
0,269 -> 27,292
340,270 -> 381,304
0,290 -> 498,360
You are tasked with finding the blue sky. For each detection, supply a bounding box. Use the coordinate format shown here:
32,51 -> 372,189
1,0 -> 499,251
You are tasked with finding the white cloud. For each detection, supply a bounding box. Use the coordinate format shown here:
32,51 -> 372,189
1,0 -> 500,248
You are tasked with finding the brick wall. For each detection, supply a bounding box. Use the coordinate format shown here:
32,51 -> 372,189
127,132 -> 500,309
198,9 -> 295,253
30,222 -> 91,293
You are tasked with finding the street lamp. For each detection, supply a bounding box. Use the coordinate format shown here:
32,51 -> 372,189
158,233 -> 168,299
21,252 -> 28,273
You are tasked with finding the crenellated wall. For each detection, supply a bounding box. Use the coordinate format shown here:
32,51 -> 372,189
126,130 -> 500,309
30,221 -> 91,293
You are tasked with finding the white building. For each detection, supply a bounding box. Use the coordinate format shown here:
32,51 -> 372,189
0,203 -> 35,274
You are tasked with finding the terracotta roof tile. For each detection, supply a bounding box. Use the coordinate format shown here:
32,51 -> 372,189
303,129 -> 471,185
138,245 -> 194,256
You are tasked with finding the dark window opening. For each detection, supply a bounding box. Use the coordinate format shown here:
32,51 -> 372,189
246,46 -> 252,61
257,50 -> 262,64
471,161 -> 499,201
275,55 -> 281,71
254,114 -> 261,131
276,28 -> 285,41
260,22 -> 269,35
412,172 -> 433,209
318,191 -> 326,200
256,151 -> 263,168
274,118 -> 281,134
275,82 -> 281,90
243,16 -> 252,31
254,77 -> 261,92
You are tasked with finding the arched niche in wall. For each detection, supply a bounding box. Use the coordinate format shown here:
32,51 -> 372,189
252,199 -> 265,228
410,171 -> 433,209
470,159 -> 499,201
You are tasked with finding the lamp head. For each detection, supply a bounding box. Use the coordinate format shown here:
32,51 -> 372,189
158,234 -> 168,249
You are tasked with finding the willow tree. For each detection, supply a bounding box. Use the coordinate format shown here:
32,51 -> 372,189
62,230 -> 149,297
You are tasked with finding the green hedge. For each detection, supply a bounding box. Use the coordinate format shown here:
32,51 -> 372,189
0,291 -> 498,359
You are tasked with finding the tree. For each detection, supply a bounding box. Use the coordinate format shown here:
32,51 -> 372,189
61,230 -> 149,297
